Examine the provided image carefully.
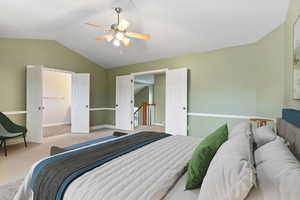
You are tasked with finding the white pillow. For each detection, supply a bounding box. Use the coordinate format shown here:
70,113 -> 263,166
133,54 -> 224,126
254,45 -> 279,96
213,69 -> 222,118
253,126 -> 276,148
229,122 -> 251,138
198,132 -> 255,200
253,138 -> 300,200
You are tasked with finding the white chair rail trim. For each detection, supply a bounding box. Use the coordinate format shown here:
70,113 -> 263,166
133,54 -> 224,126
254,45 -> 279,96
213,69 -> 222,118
2,108 -> 116,115
2,110 -> 275,121
3,111 -> 27,115
89,108 -> 116,111
188,112 -> 275,121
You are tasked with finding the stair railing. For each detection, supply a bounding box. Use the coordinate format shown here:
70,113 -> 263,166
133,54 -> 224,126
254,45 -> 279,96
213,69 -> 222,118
134,103 -> 156,127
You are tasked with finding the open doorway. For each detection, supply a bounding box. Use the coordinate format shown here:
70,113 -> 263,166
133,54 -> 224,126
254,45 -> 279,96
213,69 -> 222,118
115,68 -> 187,135
27,65 -> 90,143
42,70 -> 71,138
133,73 -> 165,132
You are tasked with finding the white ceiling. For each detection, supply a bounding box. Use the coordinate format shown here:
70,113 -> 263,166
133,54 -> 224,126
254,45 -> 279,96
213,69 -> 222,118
0,0 -> 290,68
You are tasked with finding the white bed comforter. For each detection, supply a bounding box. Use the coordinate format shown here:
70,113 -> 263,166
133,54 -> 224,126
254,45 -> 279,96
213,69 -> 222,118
14,135 -> 201,200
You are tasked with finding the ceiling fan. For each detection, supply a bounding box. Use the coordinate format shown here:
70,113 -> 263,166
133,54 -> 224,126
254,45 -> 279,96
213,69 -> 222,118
86,7 -> 150,47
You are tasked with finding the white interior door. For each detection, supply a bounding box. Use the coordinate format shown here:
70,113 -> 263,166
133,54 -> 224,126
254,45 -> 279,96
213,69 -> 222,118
26,65 -> 44,143
166,68 -> 188,136
115,75 -> 134,130
71,73 -> 90,133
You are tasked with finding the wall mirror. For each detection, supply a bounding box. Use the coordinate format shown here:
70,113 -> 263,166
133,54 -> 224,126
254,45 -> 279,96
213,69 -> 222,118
293,16 -> 300,99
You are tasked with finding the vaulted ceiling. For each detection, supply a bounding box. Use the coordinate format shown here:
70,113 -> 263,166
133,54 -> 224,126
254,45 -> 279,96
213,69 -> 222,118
0,0 -> 290,68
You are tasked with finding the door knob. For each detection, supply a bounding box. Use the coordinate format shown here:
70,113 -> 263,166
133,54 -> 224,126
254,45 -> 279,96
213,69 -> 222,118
183,107 -> 186,110
86,105 -> 89,108
115,104 -> 119,107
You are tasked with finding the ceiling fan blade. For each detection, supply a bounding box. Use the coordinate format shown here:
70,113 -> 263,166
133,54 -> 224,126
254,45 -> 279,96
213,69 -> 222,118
125,32 -> 150,40
96,34 -> 114,41
117,19 -> 130,31
95,36 -> 106,40
121,37 -> 131,47
86,23 -> 112,31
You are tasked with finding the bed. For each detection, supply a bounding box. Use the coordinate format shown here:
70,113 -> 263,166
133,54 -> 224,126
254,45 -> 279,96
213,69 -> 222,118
245,109 -> 300,200
14,109 -> 300,200
14,132 -> 201,200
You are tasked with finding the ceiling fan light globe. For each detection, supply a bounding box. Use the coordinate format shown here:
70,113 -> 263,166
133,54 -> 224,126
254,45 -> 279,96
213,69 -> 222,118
118,19 -> 130,31
105,34 -> 114,42
113,39 -> 120,47
115,32 -> 125,40
122,37 -> 130,46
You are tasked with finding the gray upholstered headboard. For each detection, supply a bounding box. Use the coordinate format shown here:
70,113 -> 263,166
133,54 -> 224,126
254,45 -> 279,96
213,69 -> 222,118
277,119 -> 300,161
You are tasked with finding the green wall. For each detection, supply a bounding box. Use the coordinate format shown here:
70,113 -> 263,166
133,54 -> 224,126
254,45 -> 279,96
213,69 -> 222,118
153,74 -> 165,124
255,25 -> 285,118
134,86 -> 149,107
105,43 -> 260,137
254,0 -> 300,117
0,38 -> 108,126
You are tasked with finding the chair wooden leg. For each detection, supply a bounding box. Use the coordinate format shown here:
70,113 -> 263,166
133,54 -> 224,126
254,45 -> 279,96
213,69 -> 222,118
23,135 -> 27,148
3,139 -> 7,157
0,139 -> 3,149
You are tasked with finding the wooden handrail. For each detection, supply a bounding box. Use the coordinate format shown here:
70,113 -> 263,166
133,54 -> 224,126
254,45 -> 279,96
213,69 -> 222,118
134,103 -> 156,115
134,103 -> 156,126
134,103 -> 145,115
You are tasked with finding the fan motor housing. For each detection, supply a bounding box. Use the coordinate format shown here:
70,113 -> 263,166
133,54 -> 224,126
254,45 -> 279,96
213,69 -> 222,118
111,24 -> 118,30
115,7 -> 122,14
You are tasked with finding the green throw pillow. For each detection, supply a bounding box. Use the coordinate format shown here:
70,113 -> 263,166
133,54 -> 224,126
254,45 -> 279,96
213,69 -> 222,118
186,124 -> 228,190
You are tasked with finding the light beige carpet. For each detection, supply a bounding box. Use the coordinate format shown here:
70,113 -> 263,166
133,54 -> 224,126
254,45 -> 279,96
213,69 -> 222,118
43,124 -> 71,138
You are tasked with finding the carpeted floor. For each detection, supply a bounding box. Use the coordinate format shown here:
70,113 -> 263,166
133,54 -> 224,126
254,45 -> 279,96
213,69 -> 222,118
43,124 -> 71,138
0,126 -> 164,200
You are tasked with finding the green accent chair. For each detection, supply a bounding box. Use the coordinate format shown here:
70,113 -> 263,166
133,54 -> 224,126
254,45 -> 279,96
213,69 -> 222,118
0,112 -> 27,156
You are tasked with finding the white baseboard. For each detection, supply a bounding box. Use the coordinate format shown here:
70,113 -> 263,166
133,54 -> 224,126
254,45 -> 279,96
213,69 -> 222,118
6,137 -> 24,146
153,123 -> 165,126
43,122 -> 71,127
90,124 -> 115,130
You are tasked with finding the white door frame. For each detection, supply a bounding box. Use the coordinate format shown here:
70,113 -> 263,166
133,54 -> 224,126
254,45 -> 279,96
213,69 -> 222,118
131,69 -> 168,76
26,65 -> 91,141
42,66 -> 75,75
115,67 -> 188,134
